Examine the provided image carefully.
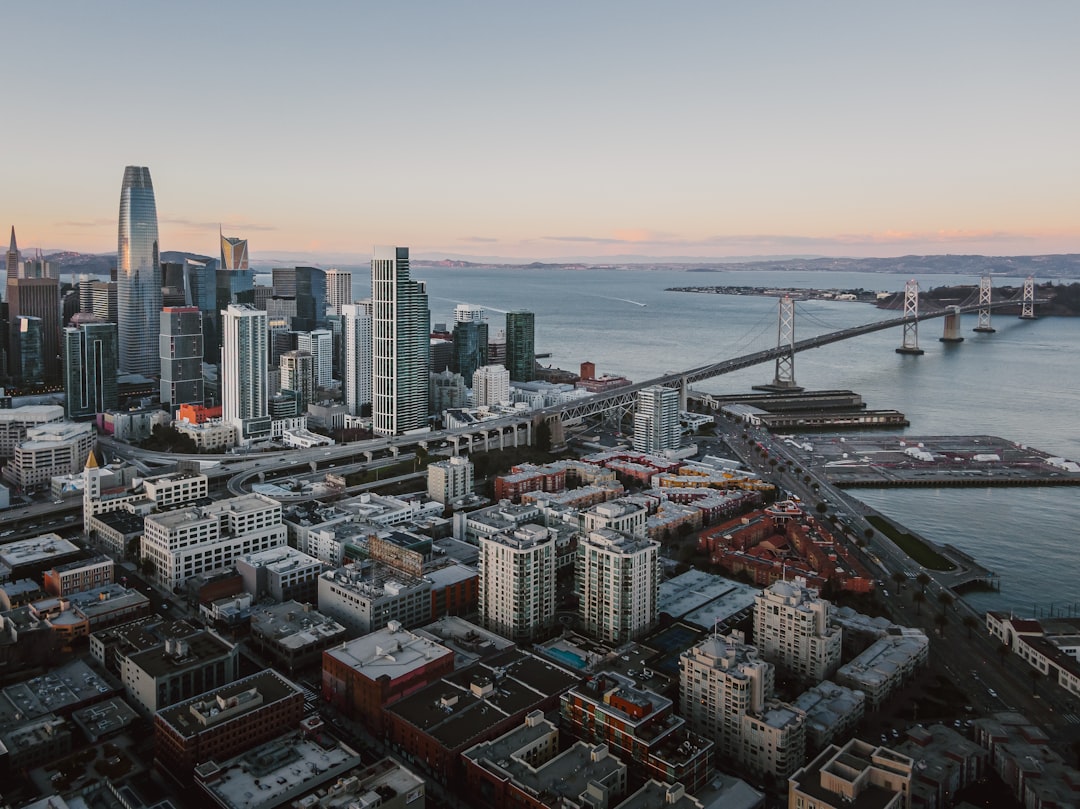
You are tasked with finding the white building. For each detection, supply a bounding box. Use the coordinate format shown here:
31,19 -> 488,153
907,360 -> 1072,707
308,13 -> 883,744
754,577 -> 842,683
835,632 -> 929,708
454,303 -> 486,323
324,268 -> 352,317
679,631 -> 806,780
297,329 -> 333,390
582,499 -> 648,537
427,456 -> 474,505
235,546 -> 323,603
141,493 -> 286,590
478,524 -> 555,642
0,405 -> 65,459
633,385 -> 680,454
577,528 -> 660,644
142,470 -> 209,509
318,565 -> 431,635
342,302 -> 372,416
472,364 -> 510,407
3,421 -> 95,491
221,304 -> 269,443
174,418 -> 236,451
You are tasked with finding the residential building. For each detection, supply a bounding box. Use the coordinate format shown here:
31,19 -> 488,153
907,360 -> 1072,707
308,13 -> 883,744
116,166 -> 161,376
142,469 -> 209,509
297,329 -> 333,389
788,738 -> 913,809
835,632 -> 929,709
372,246 -> 429,435
221,304 -> 270,442
280,349 -> 315,414
583,499 -> 648,537
430,369 -> 467,413
791,681 -> 866,753
754,577 -> 842,683
633,386 -> 681,454
322,619 -> 455,731
505,311 -> 535,382
64,321 -> 119,420
451,320 -> 488,383
140,493 -> 287,590
43,555 -> 114,596
473,364 -> 510,407
478,524 -> 556,642
342,301 -> 372,415
325,268 -> 352,316
160,306 -> 204,409
427,455 -> 474,505
318,564 -> 432,635
454,303 -> 486,324
577,529 -> 660,644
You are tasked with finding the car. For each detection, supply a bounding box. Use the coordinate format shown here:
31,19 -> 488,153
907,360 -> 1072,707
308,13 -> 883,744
882,589 -> 890,597
988,688 -> 998,698
0,530 -> 13,537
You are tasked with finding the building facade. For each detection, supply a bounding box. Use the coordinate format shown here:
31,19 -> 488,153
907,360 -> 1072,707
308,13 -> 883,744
297,329 -> 333,389
64,321 -> 119,420
633,385 -> 681,454
116,166 -> 162,376
505,311 -> 535,382
343,302 -> 372,415
325,268 -> 352,316
427,456 -> 474,505
478,524 -> 556,642
473,364 -> 510,407
221,304 -> 269,442
754,577 -> 842,683
576,529 -> 660,644
160,306 -> 204,409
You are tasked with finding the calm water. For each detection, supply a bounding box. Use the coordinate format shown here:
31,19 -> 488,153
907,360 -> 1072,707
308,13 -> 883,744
347,266 -> 1080,616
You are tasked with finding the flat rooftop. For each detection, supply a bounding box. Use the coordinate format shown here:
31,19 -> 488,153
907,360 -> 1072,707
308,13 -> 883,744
126,629 -> 234,679
157,670 -> 302,740
0,534 -> 79,567
250,602 -> 345,649
238,546 -> 322,573
324,623 -> 453,681
658,569 -> 761,627
0,659 -> 116,726
71,697 -> 139,741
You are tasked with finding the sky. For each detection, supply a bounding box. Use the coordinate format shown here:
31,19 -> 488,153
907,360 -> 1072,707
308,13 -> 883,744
4,1 -> 1080,263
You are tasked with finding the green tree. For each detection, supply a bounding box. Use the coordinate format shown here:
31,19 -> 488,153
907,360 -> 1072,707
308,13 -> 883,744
916,571 -> 931,593
816,502 -> 828,515
891,571 -> 906,592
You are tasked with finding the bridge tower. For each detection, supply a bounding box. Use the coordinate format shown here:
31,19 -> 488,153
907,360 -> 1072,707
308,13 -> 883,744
1020,275 -> 1037,320
755,296 -> 803,391
939,306 -> 964,343
895,279 -> 924,355
973,275 -> 995,333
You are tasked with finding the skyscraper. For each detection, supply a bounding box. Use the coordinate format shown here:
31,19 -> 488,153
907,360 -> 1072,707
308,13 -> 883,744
220,232 -> 249,269
473,364 -> 510,407
16,316 -> 44,386
222,304 -> 269,442
117,166 -> 161,376
296,329 -> 332,389
325,269 -> 352,317
632,385 -> 680,454
279,350 -> 314,415
272,266 -> 326,331
160,307 -> 205,409
371,247 -> 429,436
343,302 -> 373,416
505,311 -> 535,382
450,319 -> 488,384
577,529 -> 660,644
479,525 -> 556,643
5,227 -> 19,282
7,278 -> 60,384
64,320 -> 118,420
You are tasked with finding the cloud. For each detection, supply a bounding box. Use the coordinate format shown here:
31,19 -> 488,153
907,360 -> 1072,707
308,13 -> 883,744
162,218 -> 278,232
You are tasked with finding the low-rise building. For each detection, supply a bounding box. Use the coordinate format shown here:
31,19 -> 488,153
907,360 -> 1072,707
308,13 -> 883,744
835,631 -> 929,709
235,546 -> 322,604
318,564 -> 432,635
30,583 -> 150,639
0,404 -> 65,459
788,738 -> 914,809
973,711 -> 1080,809
791,681 -> 866,754
43,555 -> 114,596
173,418 -> 237,451
142,470 -> 209,509
895,723 -> 987,809
0,714 -> 72,771
121,628 -> 239,715
3,421 -> 95,491
249,601 -> 347,674
0,534 -> 82,583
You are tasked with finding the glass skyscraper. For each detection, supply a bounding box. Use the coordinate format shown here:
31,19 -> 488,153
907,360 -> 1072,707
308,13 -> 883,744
222,304 -> 270,442
372,246 -> 429,436
160,306 -> 204,409
64,320 -> 119,420
505,310 -> 536,382
117,165 -> 162,376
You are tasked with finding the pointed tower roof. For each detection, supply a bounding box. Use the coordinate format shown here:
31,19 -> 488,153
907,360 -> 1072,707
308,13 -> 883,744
8,226 -> 15,252
84,447 -> 100,470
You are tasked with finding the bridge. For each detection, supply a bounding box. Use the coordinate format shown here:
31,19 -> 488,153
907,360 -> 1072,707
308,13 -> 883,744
542,276 -> 1044,422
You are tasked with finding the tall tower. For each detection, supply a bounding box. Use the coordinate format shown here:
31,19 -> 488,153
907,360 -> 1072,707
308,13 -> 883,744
279,349 -> 314,414
371,246 -> 430,436
296,329 -> 332,389
505,311 -> 535,382
220,232 -> 249,269
633,385 -> 680,454
222,304 -> 269,441
454,303 -> 486,324
6,227 -> 21,281
160,307 -> 204,409
7,278 -> 61,384
342,302 -> 372,416
64,320 -> 119,420
325,269 -> 352,317
577,529 -> 660,644
117,166 -> 162,376
450,320 -> 488,384
478,525 -> 556,642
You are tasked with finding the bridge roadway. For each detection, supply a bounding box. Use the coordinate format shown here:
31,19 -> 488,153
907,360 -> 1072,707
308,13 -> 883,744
542,298 -> 1032,421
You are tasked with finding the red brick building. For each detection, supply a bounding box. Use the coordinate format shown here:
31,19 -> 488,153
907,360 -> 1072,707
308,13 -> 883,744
493,464 -> 566,503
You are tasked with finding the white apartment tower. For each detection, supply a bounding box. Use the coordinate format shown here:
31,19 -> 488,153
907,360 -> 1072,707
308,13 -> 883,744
633,385 -> 681,454
754,577 -> 842,683
472,364 -> 510,407
296,329 -> 333,389
454,303 -> 486,324
427,455 -> 474,504
479,524 -> 555,642
325,268 -> 352,317
342,301 -> 372,416
221,304 -> 269,440
371,246 -> 429,435
577,529 -> 660,644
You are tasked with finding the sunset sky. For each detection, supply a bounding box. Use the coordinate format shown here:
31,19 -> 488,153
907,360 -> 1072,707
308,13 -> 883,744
4,1 -> 1079,262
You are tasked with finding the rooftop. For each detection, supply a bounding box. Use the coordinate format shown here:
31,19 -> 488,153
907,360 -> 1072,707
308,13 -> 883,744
237,546 -> 322,573
157,670 -> 303,740
0,659 -> 116,726
658,569 -> 761,627
249,601 -> 346,649
126,629 -> 234,679
0,534 -> 79,567
324,621 -> 453,681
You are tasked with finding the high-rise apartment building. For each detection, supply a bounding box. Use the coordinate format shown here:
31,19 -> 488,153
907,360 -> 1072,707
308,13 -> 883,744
16,317 -> 44,385
473,364 -> 510,407
296,329 -> 332,389
116,166 -> 162,377
325,269 -> 352,317
753,577 -> 842,683
371,246 -> 429,436
479,524 -> 555,642
453,303 -> 485,324
427,455 -> 474,505
64,321 -> 118,420
220,232 -> 249,269
505,311 -> 535,382
279,350 -> 314,415
633,385 -> 680,454
342,302 -> 372,416
5,227 -> 19,282
221,304 -> 269,442
160,307 -> 204,410
451,320 -> 488,384
577,528 -> 660,644
272,266 -> 326,332
7,277 -> 61,384
679,632 -> 806,780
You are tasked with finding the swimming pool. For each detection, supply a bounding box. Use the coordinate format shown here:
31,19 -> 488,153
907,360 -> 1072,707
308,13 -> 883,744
546,647 -> 587,669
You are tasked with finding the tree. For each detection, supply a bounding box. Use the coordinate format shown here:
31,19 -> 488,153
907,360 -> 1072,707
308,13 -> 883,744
891,571 -> 906,592
996,643 -> 1011,663
139,556 -> 157,578
934,613 -> 947,637
962,615 -> 979,638
912,591 -> 926,615
816,502 -> 828,515
937,591 -> 954,615
916,572 -> 931,593
864,528 -> 874,542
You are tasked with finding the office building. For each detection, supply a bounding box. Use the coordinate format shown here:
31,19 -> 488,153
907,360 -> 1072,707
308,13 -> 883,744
318,565 -> 432,636
220,232 -> 249,270
221,304 -> 269,442
753,577 -> 842,684
454,303 -> 486,324
235,546 -> 322,604
116,166 -> 161,376
478,524 -> 556,642
64,321 -> 119,420
7,278 -> 60,384
473,364 -> 510,406
21,251 -> 56,280
505,311 -> 535,382
430,369 -> 467,413
5,226 -> 19,282
80,279 -> 118,323
451,319 -> 488,383
342,302 -> 372,415
576,529 -> 660,644
140,493 -> 287,589
160,306 -> 204,409
279,350 -> 314,415
371,246 -> 429,435
679,632 -> 806,780
249,601 -> 346,674
427,456 -> 474,505
3,421 -> 95,491
272,266 -> 326,331
325,268 -> 352,316
788,739 -> 913,809
633,385 -> 680,454
0,404 -> 65,457
296,329 -> 333,389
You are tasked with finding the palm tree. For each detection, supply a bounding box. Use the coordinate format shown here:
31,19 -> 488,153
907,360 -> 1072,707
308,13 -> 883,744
937,591 -> 954,616
916,572 -> 931,593
891,571 -> 906,594
934,613 -> 947,636
913,591 -> 926,615
963,615 -> 979,638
